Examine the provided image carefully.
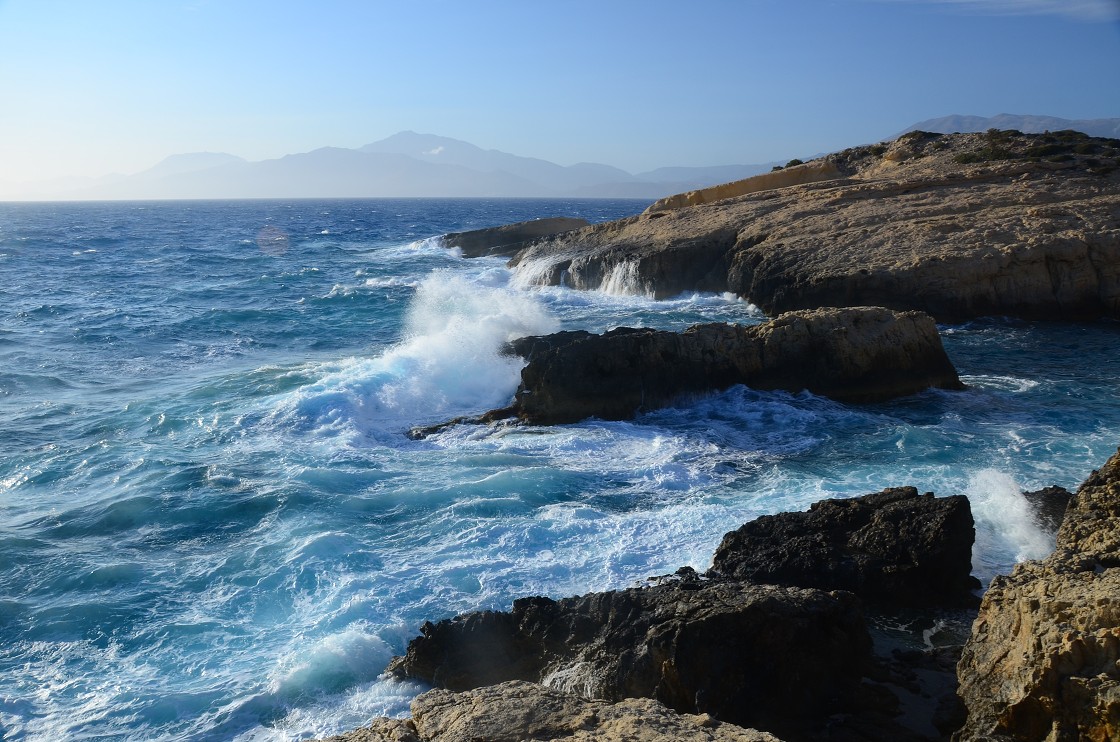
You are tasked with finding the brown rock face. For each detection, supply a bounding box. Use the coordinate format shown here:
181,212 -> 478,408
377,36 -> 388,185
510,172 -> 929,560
709,487 -> 981,607
509,131 -> 1120,322
386,580 -> 872,740
506,306 -> 963,425
955,447 -> 1120,741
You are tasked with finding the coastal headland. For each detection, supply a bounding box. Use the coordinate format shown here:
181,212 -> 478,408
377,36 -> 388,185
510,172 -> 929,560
324,130 -> 1120,740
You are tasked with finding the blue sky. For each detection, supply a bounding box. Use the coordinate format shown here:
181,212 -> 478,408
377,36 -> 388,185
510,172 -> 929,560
1,0 -> 1117,187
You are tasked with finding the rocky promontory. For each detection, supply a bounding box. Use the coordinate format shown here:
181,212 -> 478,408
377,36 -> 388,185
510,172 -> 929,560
441,216 -> 590,258
508,130 -> 1120,322
501,306 -> 962,425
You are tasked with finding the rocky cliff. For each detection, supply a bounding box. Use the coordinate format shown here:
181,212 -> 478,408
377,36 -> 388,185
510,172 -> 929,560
502,306 -> 963,425
955,446 -> 1120,741
509,130 -> 1120,322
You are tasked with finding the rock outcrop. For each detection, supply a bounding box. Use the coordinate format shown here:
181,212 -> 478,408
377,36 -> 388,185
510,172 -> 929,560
386,580 -> 872,740
508,130 -> 1120,322
503,306 -> 963,425
441,216 -> 590,258
709,487 -> 981,607
955,446 -> 1120,741
645,160 -> 844,212
320,681 -> 781,742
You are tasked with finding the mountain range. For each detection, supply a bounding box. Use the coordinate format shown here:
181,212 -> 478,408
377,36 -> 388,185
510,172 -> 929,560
5,114 -> 1118,201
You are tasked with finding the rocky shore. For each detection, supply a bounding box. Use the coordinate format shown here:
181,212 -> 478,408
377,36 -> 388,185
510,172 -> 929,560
322,448 -> 1120,741
322,131 -> 1120,740
508,130 -> 1120,322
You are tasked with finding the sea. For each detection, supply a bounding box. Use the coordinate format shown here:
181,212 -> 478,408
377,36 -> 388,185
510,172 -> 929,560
1,198 -> 1118,741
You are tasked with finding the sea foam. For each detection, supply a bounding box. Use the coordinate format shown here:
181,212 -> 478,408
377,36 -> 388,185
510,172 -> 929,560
273,273 -> 558,440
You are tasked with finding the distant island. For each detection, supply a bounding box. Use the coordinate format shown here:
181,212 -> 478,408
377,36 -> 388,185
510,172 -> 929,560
5,114 -> 1117,202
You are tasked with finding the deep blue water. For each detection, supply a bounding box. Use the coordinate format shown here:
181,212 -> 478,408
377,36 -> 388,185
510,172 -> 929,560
1,198 -> 1118,740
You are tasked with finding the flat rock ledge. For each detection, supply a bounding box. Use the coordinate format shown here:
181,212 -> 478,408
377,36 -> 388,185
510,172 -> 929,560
441,216 -> 590,258
507,130 -> 1120,322
320,680 -> 780,742
503,306 -> 963,425
955,446 -> 1120,741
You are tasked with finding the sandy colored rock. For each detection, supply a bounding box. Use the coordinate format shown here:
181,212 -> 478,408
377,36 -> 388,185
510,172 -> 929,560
406,681 -> 782,741
646,160 -> 843,212
510,130 -> 1120,322
955,446 -> 1120,741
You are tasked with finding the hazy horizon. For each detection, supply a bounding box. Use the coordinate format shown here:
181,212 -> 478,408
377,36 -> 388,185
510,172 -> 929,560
1,0 -> 1118,199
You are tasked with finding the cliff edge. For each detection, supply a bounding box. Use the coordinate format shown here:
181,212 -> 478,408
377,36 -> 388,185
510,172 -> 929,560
509,130 -> 1120,322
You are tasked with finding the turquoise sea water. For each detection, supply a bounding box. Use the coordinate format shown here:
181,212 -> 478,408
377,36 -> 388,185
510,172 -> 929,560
1,198 -> 1118,740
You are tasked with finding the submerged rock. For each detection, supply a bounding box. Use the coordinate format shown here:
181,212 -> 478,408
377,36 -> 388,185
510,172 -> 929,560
322,681 -> 781,742
441,216 -> 590,258
709,487 -> 981,607
955,446 -> 1120,741
509,130 -> 1120,322
386,580 -> 872,740
503,306 -> 963,425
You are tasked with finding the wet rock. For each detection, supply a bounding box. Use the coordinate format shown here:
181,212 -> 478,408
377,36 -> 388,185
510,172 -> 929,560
504,306 -> 963,425
708,487 -> 981,608
955,446 -> 1120,741
386,580 -> 872,740
441,216 -> 590,258
1021,484 -> 1073,534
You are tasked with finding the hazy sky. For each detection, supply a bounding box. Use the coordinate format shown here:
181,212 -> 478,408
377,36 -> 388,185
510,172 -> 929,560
1,0 -> 1118,187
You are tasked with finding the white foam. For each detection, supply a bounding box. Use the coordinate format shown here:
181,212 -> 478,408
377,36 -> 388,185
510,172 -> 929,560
599,260 -> 649,297
272,273 -> 558,439
967,468 -> 1054,583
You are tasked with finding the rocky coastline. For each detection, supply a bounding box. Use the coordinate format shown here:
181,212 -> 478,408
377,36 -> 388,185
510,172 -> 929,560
323,131 -> 1120,740
508,130 -> 1120,322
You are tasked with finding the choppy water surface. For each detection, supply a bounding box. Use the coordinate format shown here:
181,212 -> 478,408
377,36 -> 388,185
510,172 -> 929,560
1,199 -> 1118,740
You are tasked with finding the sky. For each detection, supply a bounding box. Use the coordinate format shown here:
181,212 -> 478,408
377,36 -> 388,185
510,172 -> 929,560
1,0 -> 1118,191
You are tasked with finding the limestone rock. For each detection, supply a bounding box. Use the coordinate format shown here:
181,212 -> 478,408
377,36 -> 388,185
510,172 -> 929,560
955,446 -> 1120,741
645,160 -> 844,212
509,130 -> 1120,322
441,216 -> 589,258
406,681 -> 781,741
504,306 -> 963,425
386,580 -> 872,739
709,487 -> 981,607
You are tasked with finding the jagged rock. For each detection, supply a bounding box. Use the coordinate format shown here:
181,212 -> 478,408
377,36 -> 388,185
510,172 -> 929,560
441,216 -> 589,258
955,446 -> 1120,741
386,580 -> 873,740
1021,484 -> 1073,534
708,487 -> 981,607
509,130 -> 1120,322
503,306 -> 963,425
318,718 -> 420,742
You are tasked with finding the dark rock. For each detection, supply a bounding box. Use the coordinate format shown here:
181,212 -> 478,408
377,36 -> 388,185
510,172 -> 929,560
387,580 -> 874,740
708,488 -> 981,607
442,217 -> 590,258
503,306 -> 963,425
1020,484 -> 1073,533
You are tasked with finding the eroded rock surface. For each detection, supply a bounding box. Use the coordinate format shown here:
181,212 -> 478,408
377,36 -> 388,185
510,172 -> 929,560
509,130 -> 1120,322
386,580 -> 871,740
955,446 -> 1120,741
505,306 -> 963,424
709,487 -> 980,607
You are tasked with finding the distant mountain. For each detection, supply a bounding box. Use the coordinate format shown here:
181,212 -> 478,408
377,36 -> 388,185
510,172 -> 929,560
134,152 -> 246,179
902,114 -> 1120,139
7,132 -> 777,201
